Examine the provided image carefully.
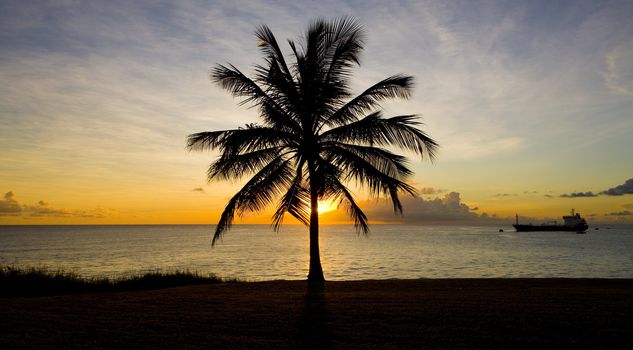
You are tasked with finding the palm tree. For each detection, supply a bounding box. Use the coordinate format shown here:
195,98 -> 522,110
187,17 -> 438,283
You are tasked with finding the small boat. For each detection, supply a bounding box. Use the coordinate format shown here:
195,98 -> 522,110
513,209 -> 588,233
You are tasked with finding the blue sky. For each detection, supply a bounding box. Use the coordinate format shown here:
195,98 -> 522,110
1,0 -> 632,223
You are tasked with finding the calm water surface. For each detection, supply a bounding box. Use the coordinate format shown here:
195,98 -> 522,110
1,224 -> 632,280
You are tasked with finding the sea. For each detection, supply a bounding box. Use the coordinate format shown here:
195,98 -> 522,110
1,224 -> 632,281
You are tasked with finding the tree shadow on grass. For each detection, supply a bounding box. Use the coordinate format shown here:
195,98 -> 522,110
295,282 -> 334,349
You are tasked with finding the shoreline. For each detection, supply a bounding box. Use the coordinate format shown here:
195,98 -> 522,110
2,278 -> 632,349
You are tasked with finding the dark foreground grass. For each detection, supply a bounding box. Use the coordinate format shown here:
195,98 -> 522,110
1,278 -> 632,349
0,266 -> 231,297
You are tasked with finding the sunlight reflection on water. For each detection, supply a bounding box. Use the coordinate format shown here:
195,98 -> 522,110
1,224 -> 632,280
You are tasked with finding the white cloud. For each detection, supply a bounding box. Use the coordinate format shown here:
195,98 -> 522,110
441,136 -> 524,160
604,46 -> 633,97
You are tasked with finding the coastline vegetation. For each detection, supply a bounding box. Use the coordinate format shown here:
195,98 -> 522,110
0,265 -> 233,297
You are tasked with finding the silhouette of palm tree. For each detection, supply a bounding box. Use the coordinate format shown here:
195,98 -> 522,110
187,17 -> 438,282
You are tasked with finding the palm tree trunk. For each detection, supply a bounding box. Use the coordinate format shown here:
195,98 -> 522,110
308,174 -> 325,283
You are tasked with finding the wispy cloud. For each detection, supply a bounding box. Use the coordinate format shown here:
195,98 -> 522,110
605,210 -> 632,216
419,187 -> 446,195
493,193 -> 517,197
440,136 -> 524,160
604,47 -> 633,97
191,187 -> 205,193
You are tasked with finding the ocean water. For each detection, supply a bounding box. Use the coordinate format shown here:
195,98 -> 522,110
1,224 -> 632,281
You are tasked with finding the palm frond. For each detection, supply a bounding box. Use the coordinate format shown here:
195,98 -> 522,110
339,187 -> 369,234
213,156 -> 294,245
287,39 -> 302,82
212,64 -> 301,132
322,75 -> 414,129
321,172 -> 369,234
293,18 -> 366,129
323,17 -> 365,82
188,125 -> 296,156
253,61 -> 301,127
211,64 -> 262,105
255,25 -> 293,80
322,142 -> 412,179
322,143 -> 416,213
208,147 -> 290,182
321,112 -> 439,160
186,130 -> 230,152
271,164 -> 310,230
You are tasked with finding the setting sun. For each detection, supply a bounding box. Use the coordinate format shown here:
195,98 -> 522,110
317,200 -> 338,215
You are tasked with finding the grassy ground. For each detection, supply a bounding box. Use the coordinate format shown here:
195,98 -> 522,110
0,266 -> 229,296
1,278 -> 632,349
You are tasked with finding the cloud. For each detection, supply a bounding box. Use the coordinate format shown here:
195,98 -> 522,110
26,200 -> 72,217
419,187 -> 446,195
544,194 -> 554,198
191,187 -> 205,193
560,192 -> 597,198
440,136 -> 525,160
0,191 -> 110,218
493,193 -> 517,197
605,210 -> 632,216
559,178 -> 633,198
0,191 -> 22,215
368,192 -> 476,223
26,203 -> 110,218
599,178 -> 633,196
343,191 -> 505,225
604,47 -> 633,97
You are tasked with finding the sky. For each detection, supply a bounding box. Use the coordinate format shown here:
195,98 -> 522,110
1,0 -> 632,225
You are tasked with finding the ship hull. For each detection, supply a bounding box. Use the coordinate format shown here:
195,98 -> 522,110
513,224 -> 588,232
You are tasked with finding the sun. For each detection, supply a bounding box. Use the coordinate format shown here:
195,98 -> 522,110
317,200 -> 337,215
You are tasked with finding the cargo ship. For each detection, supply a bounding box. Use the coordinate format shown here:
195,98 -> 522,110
513,209 -> 588,233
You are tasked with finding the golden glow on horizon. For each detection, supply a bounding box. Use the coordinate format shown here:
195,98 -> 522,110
1,185 -> 632,225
